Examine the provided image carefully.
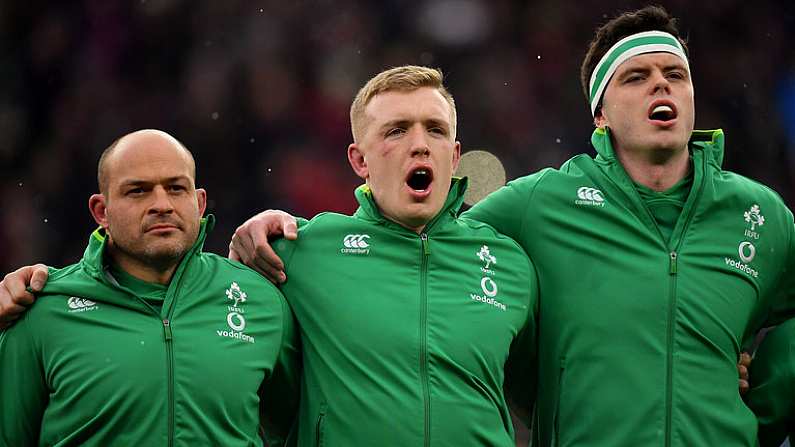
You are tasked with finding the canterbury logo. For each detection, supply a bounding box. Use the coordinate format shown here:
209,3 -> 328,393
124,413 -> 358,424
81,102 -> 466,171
343,234 -> 370,248
577,187 -> 604,202
68,297 -> 97,309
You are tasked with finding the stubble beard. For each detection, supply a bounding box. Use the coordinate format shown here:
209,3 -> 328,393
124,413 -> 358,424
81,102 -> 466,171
110,231 -> 194,274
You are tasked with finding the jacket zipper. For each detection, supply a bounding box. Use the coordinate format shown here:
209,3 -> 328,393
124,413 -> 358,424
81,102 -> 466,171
664,251 -> 677,447
124,294 -> 176,446
419,232 -> 431,447
103,252 -> 190,447
611,179 -> 678,447
163,318 -> 175,447
315,403 -> 327,447
603,153 -> 706,447
662,160 -> 705,447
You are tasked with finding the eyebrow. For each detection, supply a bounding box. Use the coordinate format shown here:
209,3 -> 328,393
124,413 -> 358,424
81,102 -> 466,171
378,118 -> 450,132
617,61 -> 688,79
661,63 -> 688,72
119,176 -> 191,187
379,119 -> 411,132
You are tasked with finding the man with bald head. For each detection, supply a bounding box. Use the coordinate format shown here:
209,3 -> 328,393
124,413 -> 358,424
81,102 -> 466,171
0,130 -> 299,446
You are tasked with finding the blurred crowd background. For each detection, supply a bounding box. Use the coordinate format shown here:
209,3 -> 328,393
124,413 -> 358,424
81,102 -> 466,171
2,0 -> 794,272
1,1 -> 793,444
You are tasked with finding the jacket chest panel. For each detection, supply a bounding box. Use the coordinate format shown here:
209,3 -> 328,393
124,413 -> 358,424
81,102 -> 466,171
44,306 -> 168,398
531,197 -> 669,339
45,286 -> 276,421
285,231 -> 531,375
424,241 -> 531,367
167,284 -> 280,405
287,250 -> 422,355
529,180 -> 777,361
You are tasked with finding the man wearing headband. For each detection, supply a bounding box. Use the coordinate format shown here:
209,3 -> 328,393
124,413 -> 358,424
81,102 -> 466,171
465,6 -> 795,446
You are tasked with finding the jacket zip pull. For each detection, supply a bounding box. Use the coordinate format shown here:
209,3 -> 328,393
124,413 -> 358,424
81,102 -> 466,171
669,251 -> 678,275
420,233 -> 430,255
162,319 -> 173,341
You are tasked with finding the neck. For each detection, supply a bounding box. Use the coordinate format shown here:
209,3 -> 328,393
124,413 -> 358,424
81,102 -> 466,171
615,145 -> 691,191
385,213 -> 428,234
107,245 -> 179,285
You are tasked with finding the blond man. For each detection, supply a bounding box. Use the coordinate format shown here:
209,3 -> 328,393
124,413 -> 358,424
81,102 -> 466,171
1,67 -> 537,446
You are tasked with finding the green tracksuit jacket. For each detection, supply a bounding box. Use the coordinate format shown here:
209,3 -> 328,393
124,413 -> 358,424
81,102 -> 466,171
0,216 -> 300,447
746,318 -> 795,446
465,128 -> 795,446
271,177 -> 537,446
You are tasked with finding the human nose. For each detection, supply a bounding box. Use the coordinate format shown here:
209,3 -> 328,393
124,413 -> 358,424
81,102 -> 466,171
408,126 -> 430,157
651,70 -> 670,94
149,186 -> 174,214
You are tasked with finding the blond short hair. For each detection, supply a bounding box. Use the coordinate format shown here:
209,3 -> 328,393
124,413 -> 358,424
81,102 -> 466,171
350,65 -> 457,143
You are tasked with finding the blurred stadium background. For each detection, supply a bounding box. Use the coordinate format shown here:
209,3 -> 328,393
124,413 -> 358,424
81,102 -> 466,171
0,1 -> 793,444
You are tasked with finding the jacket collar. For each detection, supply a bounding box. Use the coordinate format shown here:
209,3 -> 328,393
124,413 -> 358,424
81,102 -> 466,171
81,214 -> 215,281
353,177 -> 468,233
591,127 -> 726,168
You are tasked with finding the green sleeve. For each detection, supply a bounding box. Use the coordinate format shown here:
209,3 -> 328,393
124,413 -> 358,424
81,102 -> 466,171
503,310 -> 537,428
259,293 -> 301,447
746,320 -> 795,447
503,259 -> 539,427
462,173 -> 546,243
0,312 -> 48,446
768,220 -> 795,323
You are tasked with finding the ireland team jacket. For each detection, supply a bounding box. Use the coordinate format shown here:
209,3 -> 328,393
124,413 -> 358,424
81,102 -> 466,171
465,128 -> 795,446
272,177 -> 538,446
0,216 -> 299,447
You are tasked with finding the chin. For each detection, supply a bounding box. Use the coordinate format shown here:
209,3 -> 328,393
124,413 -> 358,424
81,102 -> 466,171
646,133 -> 689,151
400,210 -> 434,230
144,241 -> 190,263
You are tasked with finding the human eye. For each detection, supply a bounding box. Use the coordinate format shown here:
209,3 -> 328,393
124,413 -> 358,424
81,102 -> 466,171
385,127 -> 405,138
666,70 -> 686,80
125,186 -> 145,196
428,126 -> 447,136
168,184 -> 187,193
624,73 -> 644,83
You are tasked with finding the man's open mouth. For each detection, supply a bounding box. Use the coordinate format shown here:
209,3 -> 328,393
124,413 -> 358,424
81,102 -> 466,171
406,167 -> 433,192
648,101 -> 677,122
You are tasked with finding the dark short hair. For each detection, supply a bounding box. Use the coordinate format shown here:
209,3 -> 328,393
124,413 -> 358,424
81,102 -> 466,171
580,5 -> 689,113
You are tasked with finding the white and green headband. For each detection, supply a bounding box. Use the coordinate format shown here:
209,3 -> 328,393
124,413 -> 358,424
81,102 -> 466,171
588,30 -> 689,116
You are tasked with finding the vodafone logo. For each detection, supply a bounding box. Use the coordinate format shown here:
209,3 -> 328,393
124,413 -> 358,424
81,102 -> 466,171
480,277 -> 498,297
738,241 -> 756,263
